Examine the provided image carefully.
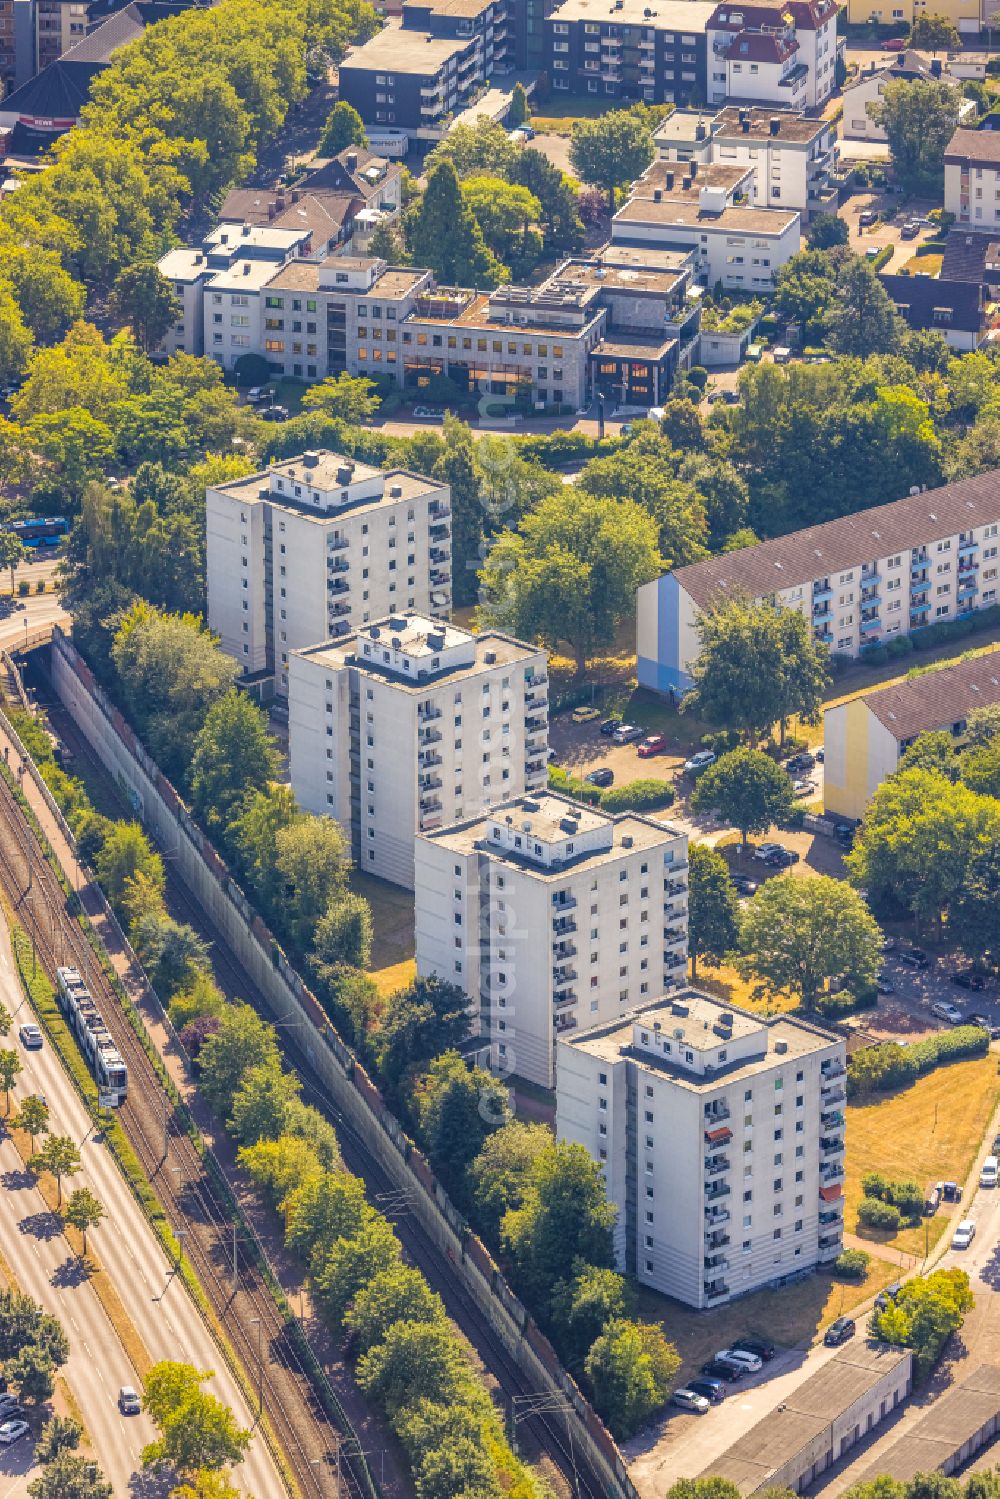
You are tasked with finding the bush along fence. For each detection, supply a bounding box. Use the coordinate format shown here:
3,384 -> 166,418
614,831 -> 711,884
0,690 -> 371,1499
48,626 -> 642,1499
847,1025 -> 990,1097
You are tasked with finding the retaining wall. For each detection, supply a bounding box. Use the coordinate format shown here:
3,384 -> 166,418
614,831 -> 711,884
49,627 -> 640,1499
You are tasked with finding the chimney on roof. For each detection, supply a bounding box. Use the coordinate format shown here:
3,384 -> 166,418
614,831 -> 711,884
241,223 -> 251,235
291,187 -> 300,202
930,56 -> 942,76
696,118 -> 706,140
742,114 -> 751,132
347,151 -> 359,171
769,115 -> 780,135
267,201 -> 277,220
690,159 -> 698,178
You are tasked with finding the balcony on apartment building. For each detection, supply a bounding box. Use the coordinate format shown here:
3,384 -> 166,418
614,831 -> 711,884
526,757 -> 548,777
704,1181 -> 731,1203
552,915 -> 577,937
705,1100 -> 731,1123
329,602 -> 351,618
418,751 -> 443,771
705,1228 -> 730,1251
704,1155 -> 731,1178
704,1279 -> 730,1302
552,938 -> 577,960
705,1205 -> 730,1228
328,557 -> 350,575
553,986 -> 577,1006
778,60 -> 809,87
418,724 -> 443,746
818,1229 -> 842,1251
813,581 -> 833,601
820,1134 -> 845,1157
328,578 -> 350,596
664,952 -> 686,971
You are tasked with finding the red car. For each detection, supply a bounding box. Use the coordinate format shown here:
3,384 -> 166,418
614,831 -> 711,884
880,36 -> 905,48
637,734 -> 668,758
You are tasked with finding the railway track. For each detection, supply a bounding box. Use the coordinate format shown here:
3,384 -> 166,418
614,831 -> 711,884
43,689 -> 605,1499
0,749 -> 372,1499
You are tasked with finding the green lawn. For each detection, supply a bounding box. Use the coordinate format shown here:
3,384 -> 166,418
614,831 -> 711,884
532,98 -> 670,135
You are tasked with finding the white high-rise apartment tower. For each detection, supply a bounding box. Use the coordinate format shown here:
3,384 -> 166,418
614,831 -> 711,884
289,615 -> 549,889
557,993 -> 847,1308
206,450 -> 452,697
415,792 -> 689,1089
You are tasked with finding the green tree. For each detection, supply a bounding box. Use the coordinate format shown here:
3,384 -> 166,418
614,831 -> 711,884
131,908 -> 210,999
425,117 -> 520,179
0,1048 -> 22,1113
284,1169 -> 369,1262
238,1133 -> 324,1209
5,247 -> 85,344
550,1261 -> 631,1366
0,528 -> 25,594
479,488 -> 662,675
691,748 -> 795,850
899,729 -> 959,778
300,371 -> 380,423
27,1454 -> 111,1499
317,100 -> 367,156
63,1187 -> 104,1255
687,841 -> 740,978
34,1415 -> 82,1464
189,689 -> 278,830
171,1472 -> 243,1499
407,160 -> 506,287
272,816 -> 350,948
196,1003 -> 281,1117
961,736 -> 1000,799
461,176 -> 542,265
310,1212 -> 402,1324
13,1093 -> 49,1153
909,13 -> 960,49
681,600 -> 785,746
773,249 -> 841,342
311,892 -> 374,970
110,262 -> 181,351
10,1342 -> 55,1404
868,78 -> 960,195
29,1134 -> 81,1206
345,1263 -> 446,1354
775,606 -> 831,744
0,1289 -> 68,1365
569,109 -> 654,212
665,1481 -> 744,1499
826,257 -> 904,358
375,976 -> 471,1107
357,1318 -> 474,1415
949,841 -> 1000,963
94,821 -> 164,911
871,1268 -> 973,1379
228,1060 -> 301,1145
577,430 -> 709,566
502,1141 -> 616,1305
584,1318 -> 679,1437
737,875 -> 883,1010
847,768 -> 1000,930
468,1120 -> 551,1239
808,213 -> 849,250
0,284 -> 33,385
508,81 -> 529,127
142,1360 -> 250,1477
965,704 -> 1000,747
513,147 -> 584,254
414,1050 -> 510,1203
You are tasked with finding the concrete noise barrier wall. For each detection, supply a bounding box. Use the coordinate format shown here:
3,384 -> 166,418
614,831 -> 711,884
49,628 -> 641,1499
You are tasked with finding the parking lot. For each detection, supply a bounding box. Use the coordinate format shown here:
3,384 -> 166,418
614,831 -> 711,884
844,191 -> 941,273
859,945 -> 1000,1045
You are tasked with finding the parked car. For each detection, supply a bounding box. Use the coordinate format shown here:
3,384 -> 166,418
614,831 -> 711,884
730,873 -> 759,898
824,1317 -> 856,1347
858,210 -> 878,227
835,823 -> 854,848
0,1419 -> 29,1447
993,1134 -> 1000,1156
785,752 -> 815,773
612,723 -> 644,745
880,36 -> 906,48
733,1337 -> 776,1362
259,404 -> 289,422
874,1281 -> 903,1312
981,1157 -> 999,1189
599,717 -> 622,737
876,974 -> 895,996
864,246 -> 881,261
723,389 -> 741,405
687,1376 -> 726,1403
792,779 -> 815,797
571,705 -> 601,724
18,1023 -> 42,1050
753,842 -> 785,863
881,937 -> 897,954
941,1181 -> 960,1203
898,947 -> 929,969
901,220 -> 921,240
952,1219 -> 977,1250
637,734 -> 668,759
0,1397 -> 20,1418
700,1359 -> 744,1383
762,847 -> 799,869
246,385 -> 269,403
925,1183 -> 942,1215
683,749 -> 716,775
714,1348 -> 763,1374
584,768 -> 614,788
952,968 -> 989,991
671,1388 -> 711,1415
931,1001 -> 964,1025
970,1016 -> 1000,1039
119,1386 -> 141,1415
412,405 -> 445,421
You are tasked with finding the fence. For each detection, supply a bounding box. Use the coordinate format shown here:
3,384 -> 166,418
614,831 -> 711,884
48,627 -> 641,1499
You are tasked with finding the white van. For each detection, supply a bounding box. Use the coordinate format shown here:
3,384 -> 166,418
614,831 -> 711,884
981,1156 -> 998,1188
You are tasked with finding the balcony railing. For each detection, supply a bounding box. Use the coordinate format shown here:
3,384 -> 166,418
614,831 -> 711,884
821,1061 -> 846,1080
419,726 -> 443,746
705,1183 -> 731,1202
704,1126 -> 732,1147
328,579 -> 349,596
704,1208 -> 730,1229
705,1156 -> 730,1177
552,894 -> 577,911
704,1282 -> 730,1302
552,917 -> 576,936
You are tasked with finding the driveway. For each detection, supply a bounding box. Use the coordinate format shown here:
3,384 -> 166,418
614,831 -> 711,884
842,193 -> 940,272
858,947 -> 1000,1044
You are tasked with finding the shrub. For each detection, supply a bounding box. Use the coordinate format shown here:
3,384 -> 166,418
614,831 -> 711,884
861,1172 -> 923,1219
861,1171 -> 890,1200
885,635 -> 914,659
599,779 -> 675,813
847,1026 -> 988,1096
835,1248 -> 870,1281
857,1197 -> 901,1232
17,580 -> 28,597
701,729 -> 742,755
687,366 -> 708,391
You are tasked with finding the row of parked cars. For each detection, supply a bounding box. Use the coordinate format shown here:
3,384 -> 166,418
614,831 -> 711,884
671,1339 -> 776,1414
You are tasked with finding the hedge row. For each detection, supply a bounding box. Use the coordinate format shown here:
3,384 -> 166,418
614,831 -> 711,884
847,1024 -> 989,1096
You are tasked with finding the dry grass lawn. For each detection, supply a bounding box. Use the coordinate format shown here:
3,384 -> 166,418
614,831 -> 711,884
638,1254 -> 900,1380
694,960 -> 800,1017
351,870 -> 417,995
844,1055 -> 1000,1259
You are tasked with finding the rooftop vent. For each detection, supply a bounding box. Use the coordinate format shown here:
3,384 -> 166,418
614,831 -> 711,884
523,799 -> 540,812
671,1001 -> 689,1017
622,834 -> 634,848
559,817 -> 579,833
769,115 -> 780,136
427,631 -> 445,650
303,451 -> 320,468
774,1039 -> 788,1054
389,483 -> 403,497
653,188 -> 662,202
347,151 -> 359,170
484,649 -> 497,664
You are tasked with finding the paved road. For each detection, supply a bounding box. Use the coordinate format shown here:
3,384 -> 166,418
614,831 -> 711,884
0,915 -> 282,1497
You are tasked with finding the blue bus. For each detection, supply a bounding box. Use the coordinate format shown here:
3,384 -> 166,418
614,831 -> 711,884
6,516 -> 68,548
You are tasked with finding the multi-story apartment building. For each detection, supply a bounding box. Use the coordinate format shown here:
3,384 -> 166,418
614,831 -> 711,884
637,473 -> 1000,696
35,0 -> 87,70
824,651 -> 1000,823
843,51 -> 970,144
414,792 -> 689,1089
612,156 -> 800,290
557,993 -> 846,1308
544,0 -> 715,105
338,0 -> 507,132
289,617 -> 548,887
160,243 -> 703,407
945,127 -> 1000,232
706,106 -> 837,217
0,0 -> 33,94
206,451 -> 452,698
706,0 -> 839,111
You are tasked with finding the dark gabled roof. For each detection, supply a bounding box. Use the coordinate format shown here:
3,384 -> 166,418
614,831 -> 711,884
945,125 -> 1000,168
59,0 -> 187,61
862,650 -> 1000,743
672,472 -> 1000,609
1,58 -> 103,120
304,145 -> 401,200
880,271 -> 984,335
940,229 -> 1000,285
